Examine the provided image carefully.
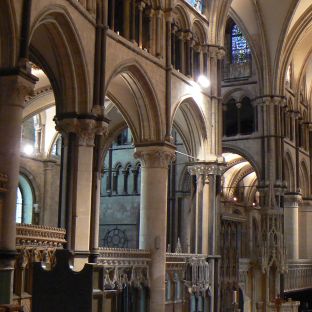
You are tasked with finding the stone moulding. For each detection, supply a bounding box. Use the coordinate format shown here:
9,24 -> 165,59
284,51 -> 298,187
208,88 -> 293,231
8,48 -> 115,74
16,223 -> 66,248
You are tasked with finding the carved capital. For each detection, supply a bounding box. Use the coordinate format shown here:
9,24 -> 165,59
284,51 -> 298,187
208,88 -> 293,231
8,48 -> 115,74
134,144 -> 175,168
55,116 -> 108,146
208,45 -> 225,60
188,161 -> 224,178
0,73 -> 36,108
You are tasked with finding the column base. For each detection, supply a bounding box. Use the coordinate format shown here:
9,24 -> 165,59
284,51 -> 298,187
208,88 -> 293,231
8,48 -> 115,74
0,250 -> 17,304
73,251 -> 90,270
88,250 -> 99,264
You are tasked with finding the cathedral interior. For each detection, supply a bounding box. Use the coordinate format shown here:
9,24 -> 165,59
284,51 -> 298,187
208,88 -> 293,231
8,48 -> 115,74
1,0 -> 312,311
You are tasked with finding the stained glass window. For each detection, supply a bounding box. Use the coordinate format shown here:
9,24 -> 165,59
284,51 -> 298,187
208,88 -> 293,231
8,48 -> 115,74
186,0 -> 204,13
231,24 -> 250,64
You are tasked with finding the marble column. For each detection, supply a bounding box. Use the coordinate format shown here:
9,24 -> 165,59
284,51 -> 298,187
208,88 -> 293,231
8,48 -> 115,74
134,143 -> 175,312
55,115 -> 106,270
284,192 -> 301,259
0,71 -> 36,303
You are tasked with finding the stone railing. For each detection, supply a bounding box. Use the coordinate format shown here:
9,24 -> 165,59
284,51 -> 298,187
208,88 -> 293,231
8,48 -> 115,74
284,260 -> 312,292
14,224 -> 66,312
16,223 -> 66,248
165,252 -> 212,310
97,247 -> 151,289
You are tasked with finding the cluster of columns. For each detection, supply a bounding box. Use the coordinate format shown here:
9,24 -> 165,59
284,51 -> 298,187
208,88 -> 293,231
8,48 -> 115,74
134,143 -> 176,312
171,27 -> 209,79
187,161 -> 223,312
108,0 -> 157,53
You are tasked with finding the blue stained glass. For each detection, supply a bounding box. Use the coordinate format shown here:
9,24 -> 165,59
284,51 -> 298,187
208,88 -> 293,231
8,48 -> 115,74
231,24 -> 250,64
186,0 -> 204,13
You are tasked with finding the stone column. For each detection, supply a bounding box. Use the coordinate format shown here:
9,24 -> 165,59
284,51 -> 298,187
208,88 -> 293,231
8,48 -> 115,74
156,10 -> 162,58
123,0 -> 131,40
55,115 -> 106,269
0,71 -> 36,304
89,118 -> 108,263
134,143 -> 175,312
188,161 -> 223,311
188,163 -> 208,254
137,1 -> 145,48
284,192 -> 301,259
42,159 -> 58,226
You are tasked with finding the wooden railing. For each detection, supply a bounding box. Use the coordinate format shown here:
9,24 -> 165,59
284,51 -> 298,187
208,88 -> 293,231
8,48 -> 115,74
284,260 -> 312,292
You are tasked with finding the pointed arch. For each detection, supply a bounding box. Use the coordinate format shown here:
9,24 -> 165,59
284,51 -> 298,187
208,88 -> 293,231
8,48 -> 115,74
29,5 -> 90,114
172,4 -> 191,30
171,97 -> 208,159
105,60 -> 163,144
299,160 -> 310,197
284,152 -> 295,192
192,20 -> 207,45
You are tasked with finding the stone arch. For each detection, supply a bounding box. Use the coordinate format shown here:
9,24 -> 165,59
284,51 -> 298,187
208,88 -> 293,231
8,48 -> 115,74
284,152 -> 295,192
0,0 -> 16,67
105,61 -> 162,144
277,8 -> 312,95
171,97 -> 208,159
172,4 -> 191,30
192,20 -> 207,45
29,5 -> 89,114
299,160 -> 309,197
223,145 -> 260,180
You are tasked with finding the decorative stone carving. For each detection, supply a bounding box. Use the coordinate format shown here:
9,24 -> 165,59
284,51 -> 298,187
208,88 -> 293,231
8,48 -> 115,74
184,256 -> 210,296
188,161 -> 224,177
55,116 -> 108,146
16,223 -> 66,248
97,247 -> 150,289
260,209 -> 287,274
134,145 -> 176,168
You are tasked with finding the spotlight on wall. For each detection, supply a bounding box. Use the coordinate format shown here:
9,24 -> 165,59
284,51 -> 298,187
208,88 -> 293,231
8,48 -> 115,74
23,144 -> 34,156
197,75 -> 210,88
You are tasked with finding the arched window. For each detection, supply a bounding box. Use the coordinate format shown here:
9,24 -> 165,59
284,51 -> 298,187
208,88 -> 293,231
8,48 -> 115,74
16,175 -> 35,224
231,24 -> 251,64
